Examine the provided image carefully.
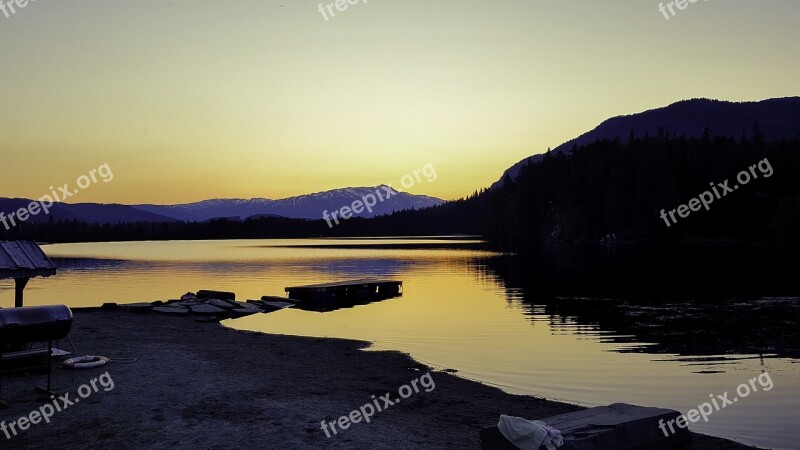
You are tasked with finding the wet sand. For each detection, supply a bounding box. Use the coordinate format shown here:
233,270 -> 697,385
0,311 -> 755,449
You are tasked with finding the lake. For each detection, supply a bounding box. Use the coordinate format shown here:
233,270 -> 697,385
5,238 -> 797,449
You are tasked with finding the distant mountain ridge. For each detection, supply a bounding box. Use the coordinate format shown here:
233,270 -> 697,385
0,186 -> 444,225
0,198 -> 176,224
134,185 -> 444,221
6,97 -> 798,230
493,97 -> 800,188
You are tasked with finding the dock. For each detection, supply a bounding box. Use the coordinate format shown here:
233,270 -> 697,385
285,279 -> 402,306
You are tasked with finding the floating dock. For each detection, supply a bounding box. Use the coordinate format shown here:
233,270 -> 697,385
285,279 -> 402,304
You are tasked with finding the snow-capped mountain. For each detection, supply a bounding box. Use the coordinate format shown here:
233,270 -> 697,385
133,186 -> 444,222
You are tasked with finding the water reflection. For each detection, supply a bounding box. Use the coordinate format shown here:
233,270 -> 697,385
473,246 -> 800,359
1,239 -> 795,448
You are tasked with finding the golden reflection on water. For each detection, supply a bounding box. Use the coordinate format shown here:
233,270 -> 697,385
1,239 -> 492,307
2,239 -> 796,449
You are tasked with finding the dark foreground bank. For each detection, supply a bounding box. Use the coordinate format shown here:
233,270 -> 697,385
0,311 -> 755,449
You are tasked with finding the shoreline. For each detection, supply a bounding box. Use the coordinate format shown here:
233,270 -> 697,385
1,310 -> 756,449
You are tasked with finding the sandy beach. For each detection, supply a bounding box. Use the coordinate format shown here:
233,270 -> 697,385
0,311 -> 756,449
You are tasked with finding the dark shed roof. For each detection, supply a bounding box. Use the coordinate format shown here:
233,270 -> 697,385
0,241 -> 57,279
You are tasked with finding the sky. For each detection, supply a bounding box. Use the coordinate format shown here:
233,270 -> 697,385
0,0 -> 798,204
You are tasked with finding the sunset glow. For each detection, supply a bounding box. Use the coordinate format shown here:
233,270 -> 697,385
1,1 -> 798,203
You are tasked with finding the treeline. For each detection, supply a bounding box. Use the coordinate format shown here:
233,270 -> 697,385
0,216 -> 328,243
3,131 -> 799,248
484,130 -> 800,248
0,193 -> 490,243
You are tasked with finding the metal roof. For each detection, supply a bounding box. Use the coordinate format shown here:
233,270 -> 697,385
0,241 -> 57,279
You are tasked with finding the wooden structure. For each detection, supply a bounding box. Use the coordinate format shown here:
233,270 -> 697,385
0,241 -> 57,308
285,279 -> 402,310
286,279 -> 402,301
0,305 -> 73,402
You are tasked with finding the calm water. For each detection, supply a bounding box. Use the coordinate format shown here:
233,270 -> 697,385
6,239 -> 798,449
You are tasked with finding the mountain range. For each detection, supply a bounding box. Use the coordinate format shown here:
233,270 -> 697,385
0,186 -> 444,225
3,97 -> 799,228
133,186 -> 443,222
493,97 -> 800,189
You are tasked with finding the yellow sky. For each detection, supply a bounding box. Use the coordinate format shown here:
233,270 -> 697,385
0,1 -> 798,203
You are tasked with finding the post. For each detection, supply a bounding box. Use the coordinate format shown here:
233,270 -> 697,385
0,346 -> 4,403
14,277 -> 29,308
47,340 -> 52,393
